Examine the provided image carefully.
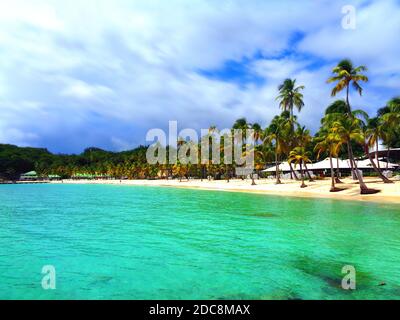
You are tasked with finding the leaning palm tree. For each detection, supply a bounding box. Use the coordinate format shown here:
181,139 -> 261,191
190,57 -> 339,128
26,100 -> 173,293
332,117 -> 379,194
364,118 -> 393,183
276,78 -> 305,120
288,147 -> 311,188
327,59 -> 368,114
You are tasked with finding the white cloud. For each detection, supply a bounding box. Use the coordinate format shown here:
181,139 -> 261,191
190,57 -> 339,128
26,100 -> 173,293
61,80 -> 113,100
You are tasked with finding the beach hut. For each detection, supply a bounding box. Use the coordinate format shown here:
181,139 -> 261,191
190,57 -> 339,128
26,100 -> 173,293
354,159 -> 398,170
263,158 -> 399,177
263,162 -> 292,173
20,171 -> 39,181
72,173 -> 95,180
48,174 -> 61,181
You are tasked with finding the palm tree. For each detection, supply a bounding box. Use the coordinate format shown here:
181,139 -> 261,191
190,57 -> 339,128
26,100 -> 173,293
332,117 -> 379,194
288,147 -> 311,188
220,133 -> 232,183
265,115 -> 290,184
327,59 -> 368,114
327,59 -> 375,193
381,97 -> 400,161
173,161 -> 186,182
251,123 -> 263,144
351,112 -> 393,184
314,131 -> 342,192
232,118 -> 250,130
276,79 -> 305,120
324,100 -> 348,115
366,117 -> 385,170
295,126 -> 314,182
320,101 -> 347,183
242,145 -> 259,186
276,81 -> 304,181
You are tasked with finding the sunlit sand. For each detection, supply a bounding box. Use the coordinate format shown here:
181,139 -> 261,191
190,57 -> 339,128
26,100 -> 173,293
51,177 -> 400,204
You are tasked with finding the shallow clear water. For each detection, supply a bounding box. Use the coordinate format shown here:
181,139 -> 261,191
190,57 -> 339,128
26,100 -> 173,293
0,183 -> 400,300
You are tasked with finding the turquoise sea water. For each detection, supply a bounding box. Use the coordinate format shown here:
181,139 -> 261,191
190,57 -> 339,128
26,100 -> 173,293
0,183 -> 400,300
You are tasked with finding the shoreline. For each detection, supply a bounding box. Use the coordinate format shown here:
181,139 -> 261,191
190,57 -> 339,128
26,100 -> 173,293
45,177 -> 400,205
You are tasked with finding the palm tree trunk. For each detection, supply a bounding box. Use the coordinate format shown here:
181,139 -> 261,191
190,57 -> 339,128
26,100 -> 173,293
376,140 -> 381,170
275,149 -> 281,184
300,161 -> 307,188
386,147 -> 390,169
304,163 -> 314,182
348,144 -> 373,193
346,84 -> 351,114
329,155 -> 337,192
251,172 -> 256,185
347,143 -> 356,179
289,162 -> 299,180
335,157 -> 343,183
365,145 -> 393,183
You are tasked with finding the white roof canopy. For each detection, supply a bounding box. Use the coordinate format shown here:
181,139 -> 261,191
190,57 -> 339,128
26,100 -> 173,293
263,158 -> 398,172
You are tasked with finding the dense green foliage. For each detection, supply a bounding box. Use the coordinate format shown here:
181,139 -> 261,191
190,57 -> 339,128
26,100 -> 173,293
0,145 -> 149,180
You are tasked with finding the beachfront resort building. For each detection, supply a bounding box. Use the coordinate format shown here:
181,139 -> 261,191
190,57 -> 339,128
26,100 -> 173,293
263,158 -> 399,178
19,171 -> 39,181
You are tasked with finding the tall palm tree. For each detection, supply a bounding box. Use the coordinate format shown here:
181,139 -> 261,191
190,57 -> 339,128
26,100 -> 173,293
276,79 -> 305,120
327,59 -> 368,114
332,117 -> 379,194
327,59 -> 375,193
276,81 -> 304,180
288,147 -> 311,188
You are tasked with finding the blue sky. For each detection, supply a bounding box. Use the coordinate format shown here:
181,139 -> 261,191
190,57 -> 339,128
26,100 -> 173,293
0,0 -> 399,154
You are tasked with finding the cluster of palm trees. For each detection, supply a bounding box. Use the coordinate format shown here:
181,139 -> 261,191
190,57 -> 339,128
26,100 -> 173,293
262,59 -> 400,194
315,59 -> 399,193
165,59 -> 400,195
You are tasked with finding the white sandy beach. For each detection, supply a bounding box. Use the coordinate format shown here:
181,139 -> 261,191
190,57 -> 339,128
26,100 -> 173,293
50,177 -> 400,204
